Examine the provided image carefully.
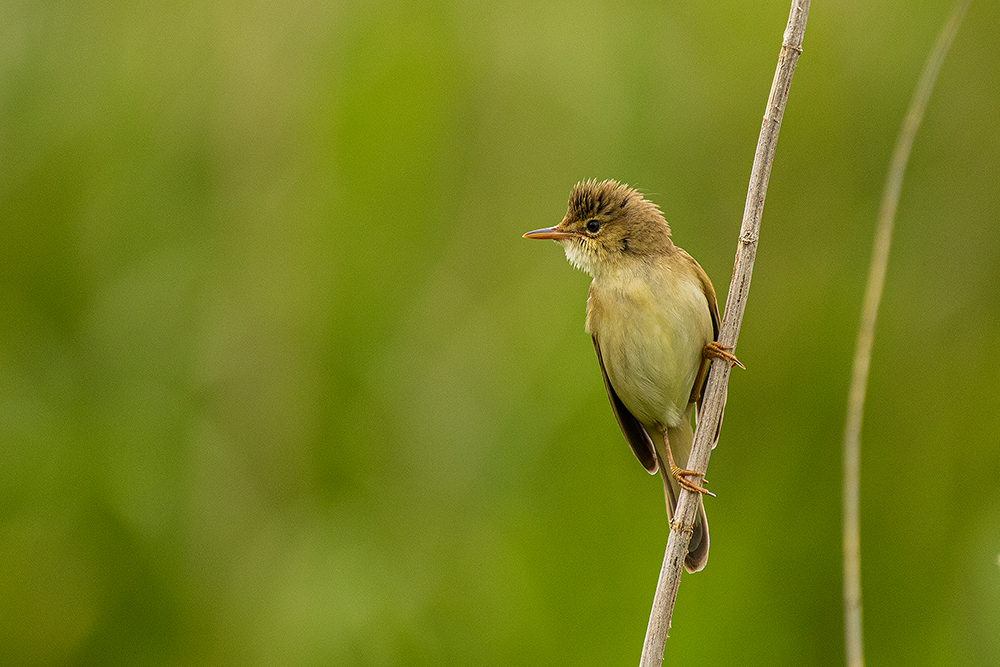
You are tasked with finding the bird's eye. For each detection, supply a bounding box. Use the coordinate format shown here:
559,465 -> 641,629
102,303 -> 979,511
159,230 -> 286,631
586,219 -> 601,233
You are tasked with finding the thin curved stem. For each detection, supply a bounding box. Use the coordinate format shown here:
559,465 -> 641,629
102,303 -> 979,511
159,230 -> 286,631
639,2 -> 810,665
842,3 -> 970,666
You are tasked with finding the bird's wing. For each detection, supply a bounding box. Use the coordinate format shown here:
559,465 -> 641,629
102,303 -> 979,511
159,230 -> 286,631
592,335 -> 659,474
677,250 -> 724,409
681,250 -> 727,447
685,250 -> 722,340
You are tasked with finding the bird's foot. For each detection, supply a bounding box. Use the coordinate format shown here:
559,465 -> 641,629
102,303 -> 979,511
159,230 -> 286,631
703,341 -> 744,369
670,465 -> 717,498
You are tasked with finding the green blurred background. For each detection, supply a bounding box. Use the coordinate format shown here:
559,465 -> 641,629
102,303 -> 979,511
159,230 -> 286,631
3,0 -> 999,664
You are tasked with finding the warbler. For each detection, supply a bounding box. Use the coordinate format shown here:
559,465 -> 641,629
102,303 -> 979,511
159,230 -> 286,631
524,179 -> 739,572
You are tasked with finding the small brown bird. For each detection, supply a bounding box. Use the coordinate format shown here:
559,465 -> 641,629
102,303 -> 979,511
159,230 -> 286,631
524,179 -> 739,572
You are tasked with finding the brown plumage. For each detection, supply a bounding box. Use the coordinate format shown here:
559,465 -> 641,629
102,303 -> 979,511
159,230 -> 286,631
524,179 -> 731,572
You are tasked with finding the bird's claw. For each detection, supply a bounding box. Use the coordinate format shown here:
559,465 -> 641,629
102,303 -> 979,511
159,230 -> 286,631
670,465 -> 717,498
703,341 -> 744,369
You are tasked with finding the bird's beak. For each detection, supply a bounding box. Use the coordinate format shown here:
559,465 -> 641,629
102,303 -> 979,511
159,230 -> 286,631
523,226 -> 573,240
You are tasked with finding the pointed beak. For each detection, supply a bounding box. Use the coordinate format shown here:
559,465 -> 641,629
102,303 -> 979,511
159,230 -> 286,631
523,226 -> 573,240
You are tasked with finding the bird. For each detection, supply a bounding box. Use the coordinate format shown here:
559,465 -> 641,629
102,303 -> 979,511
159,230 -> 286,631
523,179 -> 740,572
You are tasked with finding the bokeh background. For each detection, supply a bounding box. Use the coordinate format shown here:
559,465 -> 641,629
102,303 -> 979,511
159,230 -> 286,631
3,0 -> 999,665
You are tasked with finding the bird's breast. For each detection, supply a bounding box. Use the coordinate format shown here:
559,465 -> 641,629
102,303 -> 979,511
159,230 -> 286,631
587,269 -> 713,428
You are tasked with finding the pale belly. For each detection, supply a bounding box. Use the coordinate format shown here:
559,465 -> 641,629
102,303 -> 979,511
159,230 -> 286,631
588,273 -> 713,428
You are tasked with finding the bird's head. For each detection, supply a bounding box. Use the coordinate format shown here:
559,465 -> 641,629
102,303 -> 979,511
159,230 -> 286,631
523,179 -> 673,277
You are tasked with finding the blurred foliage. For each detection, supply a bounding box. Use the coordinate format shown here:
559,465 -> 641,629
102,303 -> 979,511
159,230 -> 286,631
2,0 -> 999,665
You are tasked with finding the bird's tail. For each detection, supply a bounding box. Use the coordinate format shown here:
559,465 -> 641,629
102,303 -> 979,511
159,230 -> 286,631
658,409 -> 709,573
